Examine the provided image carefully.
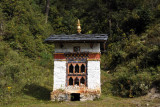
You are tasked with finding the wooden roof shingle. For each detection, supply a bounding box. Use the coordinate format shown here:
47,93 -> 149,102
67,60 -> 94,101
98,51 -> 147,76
45,34 -> 108,43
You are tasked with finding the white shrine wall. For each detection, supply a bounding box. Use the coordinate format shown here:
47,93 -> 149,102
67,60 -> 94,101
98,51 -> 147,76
53,61 -> 66,90
54,43 -> 100,53
87,61 -> 101,90
53,43 -> 101,91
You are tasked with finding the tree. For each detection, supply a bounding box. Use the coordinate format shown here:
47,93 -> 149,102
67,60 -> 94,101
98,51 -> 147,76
45,0 -> 50,23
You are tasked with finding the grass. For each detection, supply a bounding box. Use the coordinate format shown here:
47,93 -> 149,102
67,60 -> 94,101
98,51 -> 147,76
1,94 -> 160,107
1,71 -> 159,107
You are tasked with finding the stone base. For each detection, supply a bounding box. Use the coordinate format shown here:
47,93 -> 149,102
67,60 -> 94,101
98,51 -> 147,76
51,90 -> 100,101
80,93 -> 100,101
50,90 -> 70,101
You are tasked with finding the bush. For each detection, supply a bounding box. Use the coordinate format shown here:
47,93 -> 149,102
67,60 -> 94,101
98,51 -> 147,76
110,71 -> 152,97
111,71 -> 131,97
101,70 -> 113,96
0,42 -> 53,104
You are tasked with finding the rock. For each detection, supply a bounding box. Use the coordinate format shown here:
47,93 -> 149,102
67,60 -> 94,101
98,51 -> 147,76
147,87 -> 160,100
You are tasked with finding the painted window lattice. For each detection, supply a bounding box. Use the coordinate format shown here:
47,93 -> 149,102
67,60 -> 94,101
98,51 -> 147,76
65,53 -> 88,61
67,63 -> 87,86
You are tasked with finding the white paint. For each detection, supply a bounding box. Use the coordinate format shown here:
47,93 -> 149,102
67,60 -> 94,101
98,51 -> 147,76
53,43 -> 101,91
53,61 -> 66,90
87,61 -> 101,90
53,60 -> 101,91
55,43 -> 100,53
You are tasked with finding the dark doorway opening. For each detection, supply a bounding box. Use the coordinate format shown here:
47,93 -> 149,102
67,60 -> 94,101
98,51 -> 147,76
75,77 -> 79,86
71,93 -> 80,101
69,77 -> 73,85
69,64 -> 73,73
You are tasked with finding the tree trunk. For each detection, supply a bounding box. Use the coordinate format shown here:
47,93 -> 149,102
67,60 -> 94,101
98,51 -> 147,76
45,0 -> 50,24
109,19 -> 112,36
0,21 -> 3,36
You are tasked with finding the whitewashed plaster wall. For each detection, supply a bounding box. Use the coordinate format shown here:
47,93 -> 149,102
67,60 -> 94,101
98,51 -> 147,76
54,43 -> 100,53
87,61 -> 101,90
53,43 -> 101,91
53,61 -> 66,90
53,61 -> 101,90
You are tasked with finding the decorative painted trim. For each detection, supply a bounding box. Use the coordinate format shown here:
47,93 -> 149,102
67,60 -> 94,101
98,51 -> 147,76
54,53 -> 101,60
54,53 -> 65,59
54,59 -> 66,61
88,53 -> 100,60
54,59 -> 100,61
87,59 -> 100,61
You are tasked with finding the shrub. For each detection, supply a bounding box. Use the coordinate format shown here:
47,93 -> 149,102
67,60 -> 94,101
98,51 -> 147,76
101,70 -> 113,96
110,71 -> 153,97
0,42 -> 53,104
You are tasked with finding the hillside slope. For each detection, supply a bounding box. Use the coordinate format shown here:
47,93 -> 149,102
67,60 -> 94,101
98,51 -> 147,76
0,0 -> 160,105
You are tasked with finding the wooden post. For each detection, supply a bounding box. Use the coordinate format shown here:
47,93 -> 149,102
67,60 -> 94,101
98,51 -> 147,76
79,78 -> 80,86
103,42 -> 106,51
73,64 -> 75,74
79,64 -> 81,73
67,77 -> 69,86
73,78 -> 75,86
84,77 -> 86,86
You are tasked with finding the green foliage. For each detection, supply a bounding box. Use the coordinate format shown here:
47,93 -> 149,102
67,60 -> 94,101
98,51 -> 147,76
110,71 -> 152,97
39,51 -> 53,68
0,0 -> 160,104
122,8 -> 153,34
101,70 -> 113,96
102,23 -> 160,97
0,0 -> 54,104
0,42 -> 53,104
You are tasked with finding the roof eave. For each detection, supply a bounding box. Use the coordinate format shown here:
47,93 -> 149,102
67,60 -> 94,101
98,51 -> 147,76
45,40 -> 107,43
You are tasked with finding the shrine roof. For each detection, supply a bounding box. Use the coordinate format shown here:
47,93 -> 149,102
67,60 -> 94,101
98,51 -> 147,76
45,34 -> 108,43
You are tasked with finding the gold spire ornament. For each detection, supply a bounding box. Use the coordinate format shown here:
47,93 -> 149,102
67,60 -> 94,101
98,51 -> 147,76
77,19 -> 81,34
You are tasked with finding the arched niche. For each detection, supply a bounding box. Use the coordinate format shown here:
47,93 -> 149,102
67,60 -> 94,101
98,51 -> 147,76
75,64 -> 79,73
69,64 -> 73,73
69,77 -> 73,85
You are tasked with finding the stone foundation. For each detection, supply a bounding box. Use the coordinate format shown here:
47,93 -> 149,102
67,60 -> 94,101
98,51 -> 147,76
51,89 -> 100,101
80,93 -> 100,101
51,93 -> 70,101
50,90 -> 70,101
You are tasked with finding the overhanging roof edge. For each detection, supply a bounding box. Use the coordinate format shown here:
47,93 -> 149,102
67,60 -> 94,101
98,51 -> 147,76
45,34 -> 108,43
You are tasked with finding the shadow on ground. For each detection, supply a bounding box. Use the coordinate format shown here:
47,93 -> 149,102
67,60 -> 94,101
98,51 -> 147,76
23,84 -> 51,101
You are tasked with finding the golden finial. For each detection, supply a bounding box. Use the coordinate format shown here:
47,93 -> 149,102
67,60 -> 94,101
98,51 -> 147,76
77,19 -> 81,34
